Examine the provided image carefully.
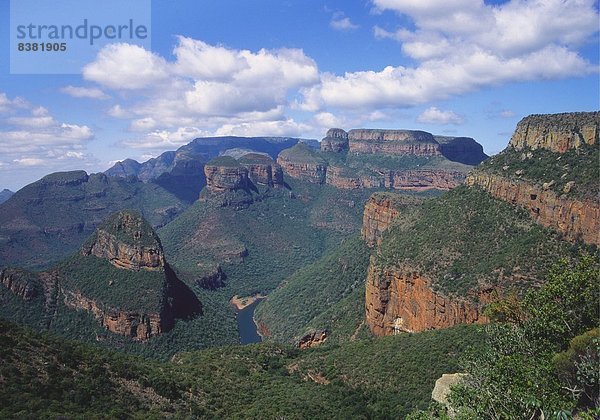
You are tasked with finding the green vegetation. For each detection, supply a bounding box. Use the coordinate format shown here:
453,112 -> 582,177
0,318 -> 483,419
278,142 -> 326,164
92,210 -> 161,248
206,155 -> 242,167
238,153 -> 275,164
376,186 -> 580,296
0,171 -> 186,270
255,235 -> 371,343
444,256 -> 600,419
57,255 -> 167,313
479,143 -> 599,200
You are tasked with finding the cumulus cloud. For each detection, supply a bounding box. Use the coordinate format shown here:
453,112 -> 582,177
60,86 -> 110,100
301,0 -> 598,110
121,127 -> 210,150
0,93 -> 94,171
417,107 -> 464,125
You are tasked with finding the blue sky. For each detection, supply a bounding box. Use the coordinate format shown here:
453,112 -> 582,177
0,0 -> 598,191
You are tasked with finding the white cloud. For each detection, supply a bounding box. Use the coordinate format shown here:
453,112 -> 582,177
300,0 -> 598,111
83,43 -> 170,90
330,12 -> 360,31
121,127 -> 209,150
417,107 -> 464,125
60,85 -> 110,100
107,104 -> 131,118
0,93 -> 94,170
214,119 -> 310,137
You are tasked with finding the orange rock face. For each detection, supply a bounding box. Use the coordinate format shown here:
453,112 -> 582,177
276,158 -> 327,184
84,229 -> 165,271
62,288 -> 173,341
297,330 -> 328,349
365,260 -> 487,336
361,195 -> 401,247
509,112 -> 599,153
0,268 -> 37,301
466,172 -> 600,246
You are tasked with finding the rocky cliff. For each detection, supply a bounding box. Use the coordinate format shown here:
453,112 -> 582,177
82,211 -> 165,271
466,172 -> 599,246
348,129 -> 441,156
361,193 -> 422,247
320,128 -> 349,152
509,112 -> 599,153
238,153 -> 284,187
365,261 -> 488,335
277,143 -> 328,184
204,157 -> 250,193
0,268 -> 38,301
61,288 -> 172,341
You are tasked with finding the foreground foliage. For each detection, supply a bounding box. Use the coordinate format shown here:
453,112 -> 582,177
446,256 -> 600,419
0,319 -> 483,419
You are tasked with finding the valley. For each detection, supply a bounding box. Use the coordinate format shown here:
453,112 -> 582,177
0,112 -> 598,418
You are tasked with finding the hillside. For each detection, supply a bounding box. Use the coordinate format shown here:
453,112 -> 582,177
0,318 -> 483,419
0,211 -> 202,349
0,172 -> 186,270
364,112 -> 598,337
0,189 -> 13,204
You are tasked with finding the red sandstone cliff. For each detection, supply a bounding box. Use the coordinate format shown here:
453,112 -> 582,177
365,261 -> 488,335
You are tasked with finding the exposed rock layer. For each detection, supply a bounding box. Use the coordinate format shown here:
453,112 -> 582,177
297,329 -> 328,349
62,288 -> 172,341
204,164 -> 250,193
0,268 -> 37,301
466,172 -> 600,246
361,195 -> 402,247
348,129 -> 441,156
509,112 -> 599,153
365,261 -> 487,336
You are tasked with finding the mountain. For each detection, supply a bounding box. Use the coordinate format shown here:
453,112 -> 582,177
0,171 -> 186,269
0,210 -> 201,343
0,189 -> 13,204
105,136 -> 317,203
277,128 -> 486,191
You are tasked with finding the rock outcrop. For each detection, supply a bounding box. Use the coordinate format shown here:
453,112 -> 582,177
348,129 -> 441,156
361,193 -> 405,247
0,268 -> 38,301
62,288 -> 172,341
365,261 -> 488,336
238,153 -> 284,187
277,143 -> 327,184
509,112 -> 599,153
432,373 -> 468,406
204,157 -> 250,193
466,172 -> 600,246
297,329 -> 328,349
82,211 -> 165,271
320,128 -> 349,152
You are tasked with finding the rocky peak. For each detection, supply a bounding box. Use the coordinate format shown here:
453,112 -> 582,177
320,128 -> 349,152
204,156 -> 250,193
40,170 -> 90,187
81,210 -> 165,271
509,111 -> 599,153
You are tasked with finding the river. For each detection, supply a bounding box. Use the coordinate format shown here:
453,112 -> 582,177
235,298 -> 263,344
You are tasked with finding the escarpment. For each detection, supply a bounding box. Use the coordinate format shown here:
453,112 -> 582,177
365,262 -> 487,335
361,193 -> 422,247
348,129 -> 441,156
509,112 -> 598,153
278,128 -> 483,191
466,172 -> 600,246
204,157 -> 251,193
